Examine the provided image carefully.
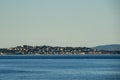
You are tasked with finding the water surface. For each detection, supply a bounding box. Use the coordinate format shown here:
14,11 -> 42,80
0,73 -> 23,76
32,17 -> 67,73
0,55 -> 120,80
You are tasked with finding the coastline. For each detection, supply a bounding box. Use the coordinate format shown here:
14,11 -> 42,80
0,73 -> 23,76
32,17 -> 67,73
0,54 -> 120,59
0,45 -> 120,55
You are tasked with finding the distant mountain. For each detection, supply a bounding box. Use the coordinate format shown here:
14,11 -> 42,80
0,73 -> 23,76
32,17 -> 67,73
93,44 -> 120,51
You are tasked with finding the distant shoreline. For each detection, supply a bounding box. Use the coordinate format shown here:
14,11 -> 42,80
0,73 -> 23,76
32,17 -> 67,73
0,54 -> 120,59
0,45 -> 120,55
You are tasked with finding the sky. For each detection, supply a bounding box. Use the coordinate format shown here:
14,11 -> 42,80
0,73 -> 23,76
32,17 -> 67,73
0,0 -> 120,48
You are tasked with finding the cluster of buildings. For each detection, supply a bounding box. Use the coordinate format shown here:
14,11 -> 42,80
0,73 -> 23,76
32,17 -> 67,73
0,45 -> 119,55
0,45 -> 103,55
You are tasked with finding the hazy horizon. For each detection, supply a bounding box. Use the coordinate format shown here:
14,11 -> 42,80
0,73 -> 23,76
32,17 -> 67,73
0,0 -> 120,48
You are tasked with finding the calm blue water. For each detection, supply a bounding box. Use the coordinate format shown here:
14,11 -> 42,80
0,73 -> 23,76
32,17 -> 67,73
0,55 -> 120,80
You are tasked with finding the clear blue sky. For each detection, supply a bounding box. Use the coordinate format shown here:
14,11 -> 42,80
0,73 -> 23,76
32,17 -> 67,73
0,0 -> 120,48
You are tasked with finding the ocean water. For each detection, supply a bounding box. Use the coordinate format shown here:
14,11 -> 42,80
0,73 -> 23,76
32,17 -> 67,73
0,55 -> 120,80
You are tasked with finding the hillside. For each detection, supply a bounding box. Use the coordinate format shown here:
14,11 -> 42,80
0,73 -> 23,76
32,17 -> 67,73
93,44 -> 120,51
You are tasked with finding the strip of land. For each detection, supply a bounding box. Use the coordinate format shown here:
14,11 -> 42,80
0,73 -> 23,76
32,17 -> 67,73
0,45 -> 120,55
